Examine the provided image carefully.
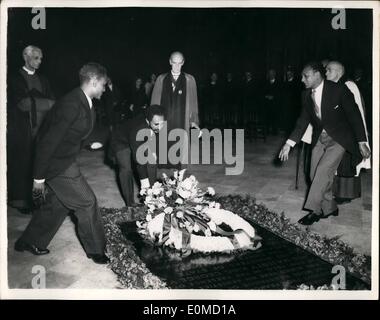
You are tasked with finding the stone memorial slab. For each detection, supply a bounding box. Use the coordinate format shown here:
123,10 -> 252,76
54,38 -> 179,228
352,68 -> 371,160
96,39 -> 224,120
121,221 -> 369,290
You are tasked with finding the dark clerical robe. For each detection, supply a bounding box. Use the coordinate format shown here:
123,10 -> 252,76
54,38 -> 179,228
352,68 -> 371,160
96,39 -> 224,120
150,72 -> 199,168
7,68 -> 54,209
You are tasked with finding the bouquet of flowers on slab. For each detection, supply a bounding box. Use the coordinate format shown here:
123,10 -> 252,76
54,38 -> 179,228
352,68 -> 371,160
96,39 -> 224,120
137,169 -> 262,255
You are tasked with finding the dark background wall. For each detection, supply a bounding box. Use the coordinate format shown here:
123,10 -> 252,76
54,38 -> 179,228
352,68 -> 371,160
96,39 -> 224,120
7,7 -> 373,97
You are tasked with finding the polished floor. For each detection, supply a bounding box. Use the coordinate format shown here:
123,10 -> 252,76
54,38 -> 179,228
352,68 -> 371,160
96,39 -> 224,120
7,129 -> 372,289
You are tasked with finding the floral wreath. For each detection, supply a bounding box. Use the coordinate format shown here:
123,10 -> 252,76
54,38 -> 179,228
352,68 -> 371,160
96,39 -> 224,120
137,169 -> 262,255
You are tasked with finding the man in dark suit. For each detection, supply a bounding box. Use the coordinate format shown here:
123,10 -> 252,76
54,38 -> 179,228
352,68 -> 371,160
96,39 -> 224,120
15,63 -> 109,264
279,62 -> 371,225
111,105 -> 166,203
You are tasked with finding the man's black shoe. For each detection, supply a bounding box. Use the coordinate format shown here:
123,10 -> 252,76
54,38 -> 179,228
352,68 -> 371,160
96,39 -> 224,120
14,240 -> 50,255
298,212 -> 321,225
321,208 -> 339,219
87,254 -> 109,264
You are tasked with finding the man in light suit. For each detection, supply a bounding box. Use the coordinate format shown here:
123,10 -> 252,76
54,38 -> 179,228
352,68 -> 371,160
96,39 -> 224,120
279,62 -> 370,225
15,63 -> 109,264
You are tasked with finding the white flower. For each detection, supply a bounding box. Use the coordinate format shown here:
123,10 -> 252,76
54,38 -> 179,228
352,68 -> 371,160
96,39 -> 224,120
195,205 -> 203,212
159,196 -> 166,203
165,190 -> 173,197
205,229 -> 212,237
148,204 -> 155,213
193,197 -> 203,203
176,211 -> 184,218
152,181 -> 162,189
136,221 -> 145,228
174,170 -> 178,179
146,214 -> 152,222
177,189 -> 191,199
164,207 -> 173,214
214,202 -> 221,209
147,189 -> 153,196
168,179 -> 176,186
207,220 -> 217,232
140,188 -> 147,196
157,202 -> 166,209
207,187 -> 215,196
145,195 -> 153,204
178,169 -> 186,181
193,223 -> 200,232
153,188 -> 161,196
180,177 -> 194,190
152,183 -> 163,195
162,172 -> 168,180
175,198 -> 184,204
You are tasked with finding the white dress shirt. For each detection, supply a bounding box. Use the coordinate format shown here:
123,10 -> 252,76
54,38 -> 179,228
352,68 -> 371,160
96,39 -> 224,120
83,90 -> 93,109
287,81 -> 324,147
312,80 -> 324,119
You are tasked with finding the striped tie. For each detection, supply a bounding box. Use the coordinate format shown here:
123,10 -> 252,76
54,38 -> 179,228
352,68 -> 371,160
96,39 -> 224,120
311,89 -> 321,119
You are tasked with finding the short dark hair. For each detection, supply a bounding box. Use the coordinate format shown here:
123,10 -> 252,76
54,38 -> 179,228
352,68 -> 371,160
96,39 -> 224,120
146,105 -> 166,121
79,62 -> 107,85
303,62 -> 325,78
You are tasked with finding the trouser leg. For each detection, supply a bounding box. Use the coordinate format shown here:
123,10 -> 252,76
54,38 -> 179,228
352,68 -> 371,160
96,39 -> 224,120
47,163 -> 106,255
304,132 -> 346,215
19,184 -> 69,249
116,148 -> 135,206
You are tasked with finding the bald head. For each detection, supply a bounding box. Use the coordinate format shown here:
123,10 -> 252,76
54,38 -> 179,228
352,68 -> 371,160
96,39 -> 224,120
325,61 -> 345,82
169,51 -> 185,74
170,51 -> 184,62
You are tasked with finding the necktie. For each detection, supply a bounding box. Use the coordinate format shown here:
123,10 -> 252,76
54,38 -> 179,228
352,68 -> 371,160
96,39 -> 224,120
311,89 -> 321,119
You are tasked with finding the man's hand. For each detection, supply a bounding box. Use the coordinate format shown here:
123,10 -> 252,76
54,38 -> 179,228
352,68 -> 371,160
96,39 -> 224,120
191,122 -> 200,130
279,143 -> 292,161
191,122 -> 202,138
32,180 -> 47,207
359,142 -> 371,159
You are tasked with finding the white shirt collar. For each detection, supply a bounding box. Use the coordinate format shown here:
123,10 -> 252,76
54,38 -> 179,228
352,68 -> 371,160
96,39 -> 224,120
82,90 -> 93,109
313,80 -> 324,94
171,71 -> 181,80
23,66 -> 35,75
312,81 -> 324,117
145,119 -> 154,136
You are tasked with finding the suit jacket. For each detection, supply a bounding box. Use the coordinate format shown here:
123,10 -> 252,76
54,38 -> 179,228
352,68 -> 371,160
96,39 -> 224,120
34,88 -> 95,180
289,80 -> 366,166
111,114 -> 155,180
